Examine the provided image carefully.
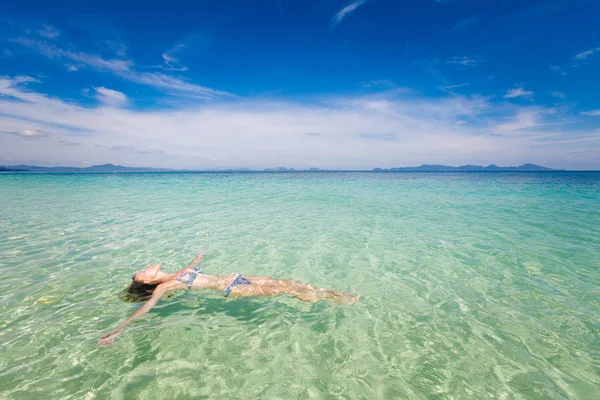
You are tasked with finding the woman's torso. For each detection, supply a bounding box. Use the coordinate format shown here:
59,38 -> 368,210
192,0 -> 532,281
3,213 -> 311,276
175,270 -> 283,297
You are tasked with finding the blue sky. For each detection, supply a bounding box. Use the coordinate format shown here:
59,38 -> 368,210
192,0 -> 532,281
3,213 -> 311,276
1,0 -> 600,169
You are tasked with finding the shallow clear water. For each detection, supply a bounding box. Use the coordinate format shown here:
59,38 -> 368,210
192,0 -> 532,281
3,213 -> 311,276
1,172 -> 599,399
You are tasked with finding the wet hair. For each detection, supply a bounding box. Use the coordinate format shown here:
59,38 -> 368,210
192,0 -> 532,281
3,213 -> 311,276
120,278 -> 159,303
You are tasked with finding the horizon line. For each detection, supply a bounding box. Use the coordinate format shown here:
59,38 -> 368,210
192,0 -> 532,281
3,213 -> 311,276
3,162 -> 599,172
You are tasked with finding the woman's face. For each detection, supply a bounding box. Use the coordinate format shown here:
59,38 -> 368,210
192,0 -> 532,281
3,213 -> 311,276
134,264 -> 161,284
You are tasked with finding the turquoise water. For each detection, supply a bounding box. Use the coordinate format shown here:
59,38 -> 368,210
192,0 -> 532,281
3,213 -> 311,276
1,172 -> 599,399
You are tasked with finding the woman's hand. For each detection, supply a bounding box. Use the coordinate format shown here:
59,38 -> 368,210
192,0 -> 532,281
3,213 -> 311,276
96,329 -> 121,347
194,250 -> 207,261
188,250 -> 207,268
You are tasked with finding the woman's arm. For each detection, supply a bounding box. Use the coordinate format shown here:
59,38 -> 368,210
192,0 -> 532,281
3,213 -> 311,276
186,249 -> 206,269
171,250 -> 206,276
96,281 -> 181,347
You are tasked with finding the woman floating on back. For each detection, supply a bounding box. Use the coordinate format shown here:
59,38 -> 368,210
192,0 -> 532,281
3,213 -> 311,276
97,250 -> 359,347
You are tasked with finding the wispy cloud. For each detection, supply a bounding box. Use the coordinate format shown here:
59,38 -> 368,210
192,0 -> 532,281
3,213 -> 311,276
441,83 -> 470,89
12,38 -> 229,98
94,87 -> 128,107
493,111 -> 541,134
357,132 -> 397,141
331,0 -> 368,28
581,109 -> 600,116
445,16 -> 480,34
2,75 -> 597,169
504,87 -> 534,99
550,47 -> 600,76
550,91 -> 565,99
13,75 -> 41,84
137,149 -> 167,155
574,47 -> 600,60
124,71 -> 229,96
105,40 -> 127,57
439,82 -> 470,92
361,79 -> 397,89
13,38 -> 132,72
447,56 -> 484,67
549,65 -> 566,76
58,140 -> 82,146
36,25 -> 60,39
154,44 -> 189,71
0,128 -> 50,138
110,145 -> 137,151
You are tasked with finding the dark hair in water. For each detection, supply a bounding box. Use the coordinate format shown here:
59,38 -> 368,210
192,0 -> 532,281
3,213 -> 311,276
120,279 -> 159,303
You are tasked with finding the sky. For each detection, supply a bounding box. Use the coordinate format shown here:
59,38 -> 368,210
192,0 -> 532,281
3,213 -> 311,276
1,0 -> 600,170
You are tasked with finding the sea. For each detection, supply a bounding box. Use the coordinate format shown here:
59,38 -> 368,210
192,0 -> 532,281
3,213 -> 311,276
0,171 -> 599,399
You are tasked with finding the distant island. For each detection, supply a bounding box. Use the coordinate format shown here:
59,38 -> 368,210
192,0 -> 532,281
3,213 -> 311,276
0,163 -> 174,173
0,164 -> 322,173
372,163 -> 558,172
0,163 -> 561,173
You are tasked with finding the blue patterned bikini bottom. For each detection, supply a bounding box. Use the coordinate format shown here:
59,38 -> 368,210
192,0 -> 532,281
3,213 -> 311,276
224,274 -> 252,297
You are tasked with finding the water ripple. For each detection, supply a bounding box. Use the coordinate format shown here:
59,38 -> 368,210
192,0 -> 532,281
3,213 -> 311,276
1,172 -> 599,399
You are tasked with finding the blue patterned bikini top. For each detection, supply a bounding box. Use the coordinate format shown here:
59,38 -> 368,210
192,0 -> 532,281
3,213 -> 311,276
175,267 -> 201,289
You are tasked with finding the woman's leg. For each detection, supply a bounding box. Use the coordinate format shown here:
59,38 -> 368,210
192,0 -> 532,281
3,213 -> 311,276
283,279 -> 359,304
237,276 -> 359,304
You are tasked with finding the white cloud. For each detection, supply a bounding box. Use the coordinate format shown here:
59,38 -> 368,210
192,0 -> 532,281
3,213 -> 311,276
20,129 -> 48,137
122,71 -> 229,97
14,75 -> 40,84
94,87 -> 128,107
440,82 -> 470,91
549,65 -> 566,75
445,16 -> 480,34
574,48 -> 599,60
36,25 -> 60,39
447,56 -> 483,67
361,80 -> 397,89
504,87 -> 534,99
581,109 -> 600,116
1,75 -> 598,169
493,111 -> 540,134
550,91 -> 565,99
116,45 -> 127,57
58,140 -> 82,146
156,44 -> 189,71
13,38 -> 132,71
332,0 -> 368,27
110,145 -> 137,151
12,38 -> 228,97
137,149 -> 167,155
1,128 -> 49,138
105,41 -> 127,57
